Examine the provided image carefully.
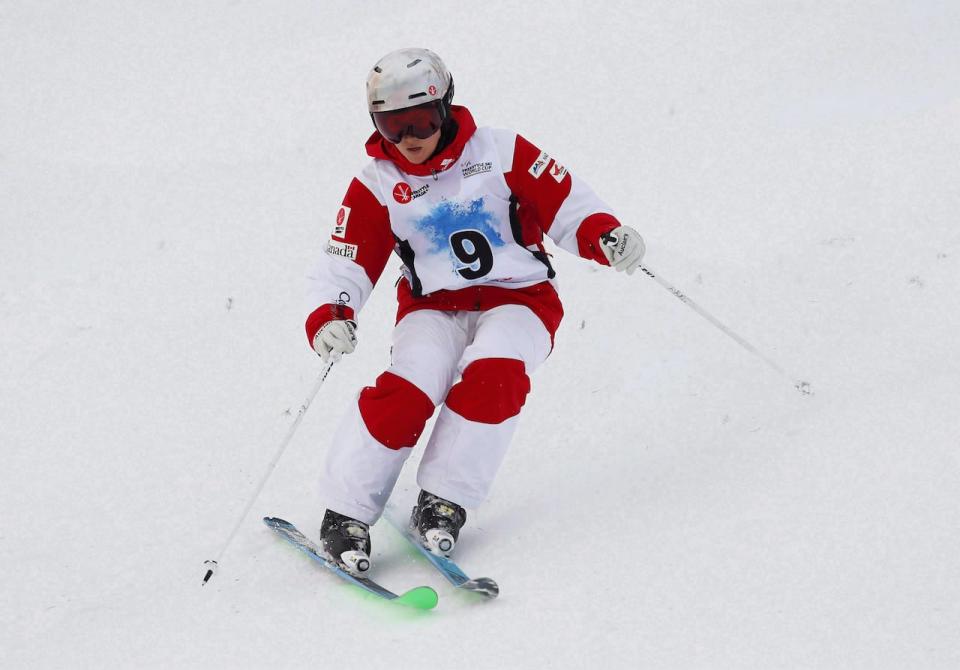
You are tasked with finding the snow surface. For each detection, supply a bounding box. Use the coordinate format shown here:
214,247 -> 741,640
2,1 -> 959,668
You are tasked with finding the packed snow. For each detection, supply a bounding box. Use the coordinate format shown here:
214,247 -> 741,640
2,2 -> 958,667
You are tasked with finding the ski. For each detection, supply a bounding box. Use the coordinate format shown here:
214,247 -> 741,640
384,507 -> 499,599
262,517 -> 438,610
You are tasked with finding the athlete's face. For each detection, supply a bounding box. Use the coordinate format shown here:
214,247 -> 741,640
395,128 -> 441,165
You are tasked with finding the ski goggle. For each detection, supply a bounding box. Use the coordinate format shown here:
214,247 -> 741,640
372,100 -> 444,144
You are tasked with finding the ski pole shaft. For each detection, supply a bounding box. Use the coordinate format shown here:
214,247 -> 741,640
639,264 -> 811,395
202,358 -> 337,585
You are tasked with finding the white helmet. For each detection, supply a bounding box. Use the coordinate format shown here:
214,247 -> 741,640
366,48 -> 454,114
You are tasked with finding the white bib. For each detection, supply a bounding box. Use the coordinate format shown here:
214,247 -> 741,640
373,128 -> 552,296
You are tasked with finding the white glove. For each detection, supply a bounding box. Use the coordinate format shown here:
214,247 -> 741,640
312,320 -> 358,362
600,226 -> 646,275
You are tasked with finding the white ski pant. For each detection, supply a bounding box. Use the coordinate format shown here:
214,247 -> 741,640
319,305 -> 552,525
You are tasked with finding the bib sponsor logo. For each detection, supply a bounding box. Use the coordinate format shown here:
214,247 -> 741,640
528,151 -> 551,179
393,181 -> 429,204
549,162 -> 567,183
326,239 -> 358,260
393,182 -> 413,203
334,205 -> 351,237
462,161 -> 493,179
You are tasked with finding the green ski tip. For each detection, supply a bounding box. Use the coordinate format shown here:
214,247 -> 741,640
396,586 -> 439,610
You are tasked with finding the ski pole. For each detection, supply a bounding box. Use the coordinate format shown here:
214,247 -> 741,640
641,264 -> 810,394
201,358 -> 337,585
602,236 -> 811,395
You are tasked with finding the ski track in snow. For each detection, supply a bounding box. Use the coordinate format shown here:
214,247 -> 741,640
2,2 -> 959,668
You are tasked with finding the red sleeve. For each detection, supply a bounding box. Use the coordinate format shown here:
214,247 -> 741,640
503,135 -> 620,265
333,177 -> 394,286
304,178 -> 394,346
503,135 -> 570,240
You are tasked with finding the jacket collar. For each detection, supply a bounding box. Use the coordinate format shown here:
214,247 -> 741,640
365,106 -> 477,177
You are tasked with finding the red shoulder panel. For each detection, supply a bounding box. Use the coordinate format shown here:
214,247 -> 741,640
502,134 -> 572,236
333,177 -> 395,285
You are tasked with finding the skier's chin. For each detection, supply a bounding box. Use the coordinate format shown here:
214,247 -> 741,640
397,128 -> 441,165
400,145 -> 428,164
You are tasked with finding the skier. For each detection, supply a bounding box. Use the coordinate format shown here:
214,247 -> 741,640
306,48 -> 645,575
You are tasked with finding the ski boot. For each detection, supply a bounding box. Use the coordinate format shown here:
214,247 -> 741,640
410,490 -> 467,556
320,509 -> 371,576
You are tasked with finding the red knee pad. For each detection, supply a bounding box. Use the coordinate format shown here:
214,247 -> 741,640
445,358 -> 530,424
358,372 -> 435,450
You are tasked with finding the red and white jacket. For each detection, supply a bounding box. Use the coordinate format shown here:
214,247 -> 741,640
305,106 -> 622,346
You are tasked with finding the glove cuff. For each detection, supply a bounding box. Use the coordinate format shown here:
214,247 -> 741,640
576,213 -> 621,265
305,303 -> 356,348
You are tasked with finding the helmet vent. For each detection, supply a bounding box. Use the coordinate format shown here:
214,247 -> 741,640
407,92 -> 427,99
373,66 -> 382,73
371,100 -> 385,106
406,59 -> 422,68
